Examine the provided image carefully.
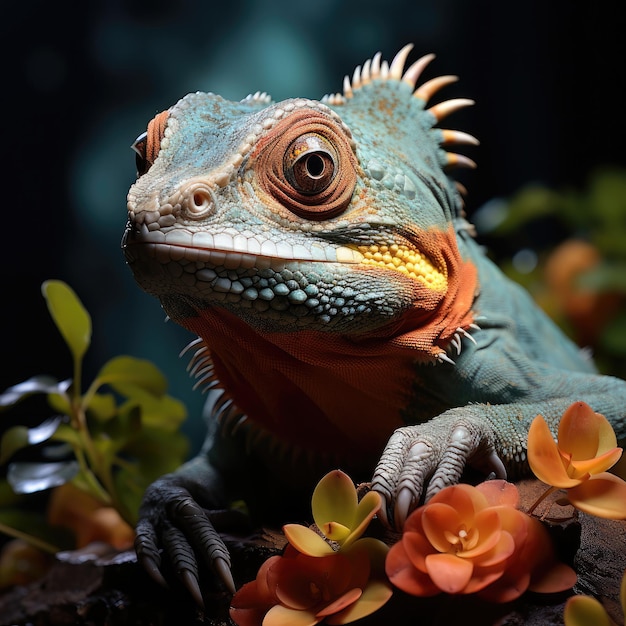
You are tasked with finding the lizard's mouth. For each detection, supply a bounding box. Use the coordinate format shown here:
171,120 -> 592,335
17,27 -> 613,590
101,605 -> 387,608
123,223 -> 447,294
123,222 -> 364,270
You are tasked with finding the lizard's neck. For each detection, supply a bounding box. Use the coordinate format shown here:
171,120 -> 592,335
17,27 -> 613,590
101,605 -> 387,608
182,308 -> 410,462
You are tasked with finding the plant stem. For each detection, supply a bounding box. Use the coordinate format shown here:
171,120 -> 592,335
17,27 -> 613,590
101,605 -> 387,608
527,485 -> 559,516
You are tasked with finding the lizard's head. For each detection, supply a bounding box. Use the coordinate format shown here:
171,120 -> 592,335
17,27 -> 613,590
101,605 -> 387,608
123,44 -> 478,362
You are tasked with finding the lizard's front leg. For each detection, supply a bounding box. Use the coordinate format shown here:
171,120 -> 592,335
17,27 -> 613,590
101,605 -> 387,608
372,408 -> 506,529
134,455 -> 236,605
372,391 -> 626,530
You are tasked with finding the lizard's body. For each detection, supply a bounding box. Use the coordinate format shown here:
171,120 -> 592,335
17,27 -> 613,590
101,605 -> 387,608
123,46 -> 626,600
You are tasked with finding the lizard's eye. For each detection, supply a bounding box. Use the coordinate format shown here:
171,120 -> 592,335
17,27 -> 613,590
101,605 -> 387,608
253,109 -> 357,220
131,132 -> 149,176
131,110 -> 170,177
284,133 -> 337,195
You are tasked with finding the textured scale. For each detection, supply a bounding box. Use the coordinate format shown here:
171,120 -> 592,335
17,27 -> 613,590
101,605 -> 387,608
123,45 -> 626,599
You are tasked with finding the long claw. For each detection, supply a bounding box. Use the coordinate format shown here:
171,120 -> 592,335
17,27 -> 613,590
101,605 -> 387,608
181,569 -> 204,608
135,521 -> 169,588
394,487 -> 415,529
213,556 -> 236,594
141,553 -> 169,589
485,450 -> 507,479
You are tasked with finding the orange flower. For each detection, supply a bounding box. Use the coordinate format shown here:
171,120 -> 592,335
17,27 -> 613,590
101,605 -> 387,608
230,542 -> 392,626
528,402 -> 626,519
385,480 -> 576,602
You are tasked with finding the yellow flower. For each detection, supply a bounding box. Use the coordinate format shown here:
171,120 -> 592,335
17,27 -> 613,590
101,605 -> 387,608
283,469 -> 383,556
528,402 -> 626,519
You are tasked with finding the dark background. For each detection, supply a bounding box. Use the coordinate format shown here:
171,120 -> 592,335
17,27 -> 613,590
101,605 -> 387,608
2,0 -> 626,448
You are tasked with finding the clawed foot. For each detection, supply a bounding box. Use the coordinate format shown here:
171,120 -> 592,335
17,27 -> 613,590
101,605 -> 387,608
135,475 -> 242,607
372,412 -> 507,530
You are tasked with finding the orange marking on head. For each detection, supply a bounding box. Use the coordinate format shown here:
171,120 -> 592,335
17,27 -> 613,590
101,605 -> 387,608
146,110 -> 169,166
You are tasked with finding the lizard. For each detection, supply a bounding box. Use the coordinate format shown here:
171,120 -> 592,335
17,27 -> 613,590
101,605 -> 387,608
122,44 -> 626,604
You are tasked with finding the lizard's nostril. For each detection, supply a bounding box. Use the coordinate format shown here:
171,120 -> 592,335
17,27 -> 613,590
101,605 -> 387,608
183,182 -> 216,219
193,191 -> 210,210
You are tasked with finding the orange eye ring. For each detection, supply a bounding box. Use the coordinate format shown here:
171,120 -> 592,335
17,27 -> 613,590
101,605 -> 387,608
252,109 -> 357,220
132,109 -> 169,176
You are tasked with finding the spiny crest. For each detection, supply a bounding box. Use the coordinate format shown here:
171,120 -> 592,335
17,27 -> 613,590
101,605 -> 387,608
321,44 -> 479,175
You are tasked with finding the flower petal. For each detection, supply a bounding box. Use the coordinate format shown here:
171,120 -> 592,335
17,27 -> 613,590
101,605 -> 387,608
343,537 -> 388,579
468,529 -> 515,566
268,553 -> 352,611
342,491 -> 382,548
528,415 -> 582,488
458,509 -> 502,559
322,522 -> 352,543
493,506 -> 529,546
326,580 -> 393,625
429,483 -> 488,518
476,480 -> 519,508
229,580 -> 275,626
558,402 -> 616,460
311,470 -> 358,531
421,503 -> 463,553
283,524 -> 335,556
567,472 -> 626,519
264,604 -> 321,626
479,569 -> 531,603
316,588 -> 362,618
402,530 -> 437,573
425,553 -> 474,594
563,595 -> 612,626
385,540 -> 440,597
524,516 -> 577,594
529,562 -> 577,594
568,446 -> 623,477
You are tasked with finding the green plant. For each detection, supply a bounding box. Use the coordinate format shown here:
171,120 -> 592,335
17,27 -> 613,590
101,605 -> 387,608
0,280 -> 188,551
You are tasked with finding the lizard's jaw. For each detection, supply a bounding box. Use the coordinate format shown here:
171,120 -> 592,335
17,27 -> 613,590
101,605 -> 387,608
122,217 -> 465,341
123,220 -> 365,273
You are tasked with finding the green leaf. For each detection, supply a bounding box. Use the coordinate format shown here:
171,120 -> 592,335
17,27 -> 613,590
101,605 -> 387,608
105,404 -> 142,442
112,428 -> 189,525
41,280 -> 92,365
95,356 -> 168,397
121,427 -> 189,477
51,423 -> 82,447
85,392 -> 118,422
7,460 -> 79,494
120,388 -> 187,432
0,376 -> 67,410
47,391 -> 72,415
0,416 -> 63,464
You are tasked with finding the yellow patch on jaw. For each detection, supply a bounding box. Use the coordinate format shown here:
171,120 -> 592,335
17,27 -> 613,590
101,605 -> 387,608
350,243 -> 448,292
